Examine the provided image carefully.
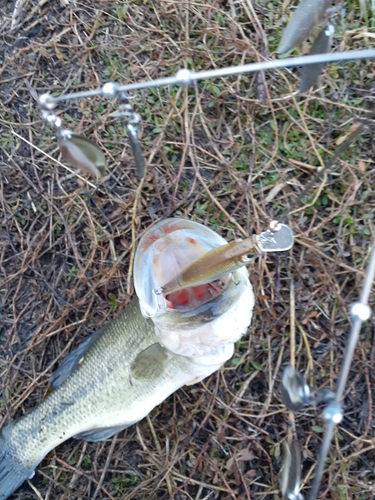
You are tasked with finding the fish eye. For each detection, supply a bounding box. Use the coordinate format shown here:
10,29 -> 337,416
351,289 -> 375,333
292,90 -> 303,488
241,254 -> 252,263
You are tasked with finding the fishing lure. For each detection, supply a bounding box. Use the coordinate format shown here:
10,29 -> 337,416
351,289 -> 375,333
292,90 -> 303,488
58,130 -> 106,178
111,98 -> 146,178
39,94 -> 106,179
281,366 -> 311,412
39,90 -> 146,179
277,0 -> 333,54
299,24 -> 335,92
155,222 -> 294,297
280,441 -> 303,500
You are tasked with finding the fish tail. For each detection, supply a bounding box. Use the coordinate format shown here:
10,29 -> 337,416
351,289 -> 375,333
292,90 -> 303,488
0,432 -> 36,500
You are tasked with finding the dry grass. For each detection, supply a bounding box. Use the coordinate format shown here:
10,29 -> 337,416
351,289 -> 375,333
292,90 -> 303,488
0,0 -> 375,498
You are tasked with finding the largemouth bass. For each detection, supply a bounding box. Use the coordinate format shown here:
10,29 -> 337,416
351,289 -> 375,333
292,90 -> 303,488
0,218 -> 254,499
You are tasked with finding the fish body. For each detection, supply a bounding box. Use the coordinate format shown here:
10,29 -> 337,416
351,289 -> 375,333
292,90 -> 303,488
0,218 -> 254,499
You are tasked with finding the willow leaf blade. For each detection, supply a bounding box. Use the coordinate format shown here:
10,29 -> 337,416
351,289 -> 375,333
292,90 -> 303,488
277,0 -> 333,54
280,441 -> 303,499
126,124 -> 146,178
59,133 -> 106,178
300,24 -> 334,92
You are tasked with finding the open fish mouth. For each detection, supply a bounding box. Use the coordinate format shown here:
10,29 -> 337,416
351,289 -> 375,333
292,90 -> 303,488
134,218 -> 233,317
134,218 -> 254,358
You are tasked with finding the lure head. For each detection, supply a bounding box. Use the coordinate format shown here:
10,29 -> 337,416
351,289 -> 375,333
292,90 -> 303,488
134,218 -> 254,359
241,251 -> 258,264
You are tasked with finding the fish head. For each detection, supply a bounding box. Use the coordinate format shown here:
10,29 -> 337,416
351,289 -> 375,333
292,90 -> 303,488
134,218 -> 254,359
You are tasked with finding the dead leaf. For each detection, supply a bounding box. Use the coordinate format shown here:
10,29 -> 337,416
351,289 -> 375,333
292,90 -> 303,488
226,448 -> 254,470
265,182 -> 287,203
226,457 -> 234,470
237,448 -> 255,461
335,122 -> 362,145
358,160 -> 366,173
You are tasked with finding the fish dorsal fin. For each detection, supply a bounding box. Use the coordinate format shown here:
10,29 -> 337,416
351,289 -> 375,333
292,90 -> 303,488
130,343 -> 169,380
50,328 -> 103,389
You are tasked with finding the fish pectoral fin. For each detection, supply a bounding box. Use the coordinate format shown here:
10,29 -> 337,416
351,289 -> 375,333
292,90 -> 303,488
50,328 -> 103,389
130,343 -> 169,380
73,424 -> 130,442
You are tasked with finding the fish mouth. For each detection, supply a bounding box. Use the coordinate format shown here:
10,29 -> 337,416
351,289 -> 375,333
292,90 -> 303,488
134,218 -> 254,358
134,218 -> 232,318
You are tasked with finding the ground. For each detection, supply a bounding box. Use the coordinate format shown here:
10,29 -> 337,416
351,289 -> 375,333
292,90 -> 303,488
0,0 -> 375,499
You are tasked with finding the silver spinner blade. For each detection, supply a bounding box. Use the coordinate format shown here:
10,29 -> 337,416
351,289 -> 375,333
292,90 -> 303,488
255,222 -> 294,253
280,441 -> 304,500
277,0 -> 333,54
300,24 -> 335,93
281,366 -> 311,412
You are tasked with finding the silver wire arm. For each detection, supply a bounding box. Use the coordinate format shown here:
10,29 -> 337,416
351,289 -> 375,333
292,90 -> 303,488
38,49 -> 375,108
